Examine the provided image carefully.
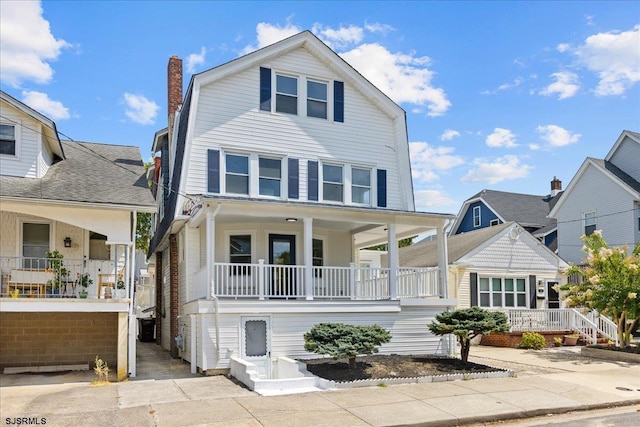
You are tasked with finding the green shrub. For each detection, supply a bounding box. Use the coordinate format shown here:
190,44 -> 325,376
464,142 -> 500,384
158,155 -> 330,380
520,332 -> 546,349
303,323 -> 392,369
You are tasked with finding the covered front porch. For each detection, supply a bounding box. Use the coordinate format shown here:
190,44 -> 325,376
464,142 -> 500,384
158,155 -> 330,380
181,198 -> 455,302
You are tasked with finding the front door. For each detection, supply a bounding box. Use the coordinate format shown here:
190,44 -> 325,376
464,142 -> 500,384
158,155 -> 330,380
547,281 -> 560,309
241,316 -> 271,378
269,234 -> 296,297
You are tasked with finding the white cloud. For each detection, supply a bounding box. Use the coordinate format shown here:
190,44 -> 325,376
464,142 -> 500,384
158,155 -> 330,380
312,24 -> 363,49
414,189 -> 457,211
536,125 -> 580,147
482,77 -> 524,95
486,128 -> 517,148
529,143 -> 541,151
21,90 -> 70,120
240,22 -> 302,54
461,155 -> 532,184
440,129 -> 460,141
341,43 -> 450,116
556,43 -> 571,53
0,0 -> 69,87
364,22 -> 395,35
123,93 -> 159,125
186,47 -> 207,74
409,142 -> 465,183
575,25 -> 640,96
539,71 -> 580,99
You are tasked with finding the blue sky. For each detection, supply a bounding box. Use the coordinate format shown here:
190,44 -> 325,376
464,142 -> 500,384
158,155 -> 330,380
1,1 -> 639,214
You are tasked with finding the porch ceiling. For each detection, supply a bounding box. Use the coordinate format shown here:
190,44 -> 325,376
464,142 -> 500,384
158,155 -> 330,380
195,198 -> 454,248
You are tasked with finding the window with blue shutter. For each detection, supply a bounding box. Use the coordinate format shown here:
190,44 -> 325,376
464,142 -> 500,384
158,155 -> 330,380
259,67 -> 271,111
334,81 -> 344,122
377,169 -> 387,207
288,158 -> 299,199
308,161 -> 318,201
207,149 -> 220,193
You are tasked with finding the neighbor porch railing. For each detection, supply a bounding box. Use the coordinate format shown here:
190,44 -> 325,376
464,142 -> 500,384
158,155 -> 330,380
0,256 -> 119,299
192,262 -> 441,301
492,308 -> 618,345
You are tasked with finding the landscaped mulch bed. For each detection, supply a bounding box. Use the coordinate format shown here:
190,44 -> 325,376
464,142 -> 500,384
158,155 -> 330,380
303,354 -> 499,382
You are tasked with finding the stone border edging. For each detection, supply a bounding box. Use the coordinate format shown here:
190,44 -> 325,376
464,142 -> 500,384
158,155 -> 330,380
315,368 -> 514,390
581,346 -> 640,363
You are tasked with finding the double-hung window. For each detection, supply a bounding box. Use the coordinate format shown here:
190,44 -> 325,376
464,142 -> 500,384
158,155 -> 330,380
259,157 -> 281,197
307,80 -> 327,119
0,124 -> 16,156
584,211 -> 596,236
323,164 -> 343,202
226,154 -> 249,195
352,167 -> 371,205
276,75 -> 298,115
473,206 -> 481,227
479,277 -> 526,308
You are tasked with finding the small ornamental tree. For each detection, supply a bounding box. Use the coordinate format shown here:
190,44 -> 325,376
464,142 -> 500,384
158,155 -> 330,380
561,231 -> 640,348
428,307 -> 510,362
303,323 -> 392,369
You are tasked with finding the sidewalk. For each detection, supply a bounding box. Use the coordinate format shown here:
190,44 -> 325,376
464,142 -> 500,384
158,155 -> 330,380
1,344 -> 638,426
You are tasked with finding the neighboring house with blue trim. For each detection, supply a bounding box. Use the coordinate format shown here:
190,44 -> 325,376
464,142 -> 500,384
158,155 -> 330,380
450,179 -> 564,251
549,130 -> 640,265
147,31 -> 457,378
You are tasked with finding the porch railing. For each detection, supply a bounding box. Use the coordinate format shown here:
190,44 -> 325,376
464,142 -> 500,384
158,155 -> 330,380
493,308 -> 617,345
200,262 -> 440,300
1,256 -> 119,299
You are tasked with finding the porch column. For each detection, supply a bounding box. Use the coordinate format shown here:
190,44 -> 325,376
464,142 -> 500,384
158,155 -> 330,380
206,211 -> 215,299
436,224 -> 449,298
303,217 -> 313,300
387,223 -> 398,299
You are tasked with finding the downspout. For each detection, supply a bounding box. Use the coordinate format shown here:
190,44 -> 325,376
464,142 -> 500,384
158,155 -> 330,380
128,212 -> 138,377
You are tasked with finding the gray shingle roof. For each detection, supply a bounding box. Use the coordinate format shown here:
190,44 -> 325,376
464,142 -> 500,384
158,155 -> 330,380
0,140 -> 155,209
467,189 -> 560,229
400,222 -> 512,267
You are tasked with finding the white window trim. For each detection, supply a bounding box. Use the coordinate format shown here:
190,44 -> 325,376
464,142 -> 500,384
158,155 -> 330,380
274,72 -> 299,116
351,166 -> 372,206
257,155 -> 284,199
225,230 -> 257,264
320,162 -> 344,204
306,78 -> 328,120
473,206 -> 481,227
583,210 -> 596,235
490,219 -> 499,226
0,120 -> 21,160
478,276 -> 528,308
223,152 -> 251,196
18,219 -> 54,259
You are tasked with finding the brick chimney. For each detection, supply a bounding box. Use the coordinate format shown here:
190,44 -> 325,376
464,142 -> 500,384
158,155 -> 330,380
550,176 -> 562,197
167,55 -> 183,143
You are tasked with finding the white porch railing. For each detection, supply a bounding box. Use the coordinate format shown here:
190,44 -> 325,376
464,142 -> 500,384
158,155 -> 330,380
493,308 -> 618,345
198,262 -> 440,301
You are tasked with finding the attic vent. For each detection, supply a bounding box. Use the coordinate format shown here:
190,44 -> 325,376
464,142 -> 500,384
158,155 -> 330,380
509,228 -> 520,241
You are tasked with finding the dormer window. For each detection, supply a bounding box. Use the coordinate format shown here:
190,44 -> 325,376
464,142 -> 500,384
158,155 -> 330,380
0,124 -> 16,156
473,206 -> 481,227
276,75 -> 298,115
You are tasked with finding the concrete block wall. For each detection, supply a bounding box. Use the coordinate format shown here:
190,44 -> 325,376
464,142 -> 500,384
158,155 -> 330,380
0,312 -> 118,370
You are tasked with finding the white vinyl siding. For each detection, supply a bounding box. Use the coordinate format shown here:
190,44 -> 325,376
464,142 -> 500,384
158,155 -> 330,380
607,135 -> 640,183
0,102 -> 39,177
555,164 -> 637,264
184,46 -> 406,209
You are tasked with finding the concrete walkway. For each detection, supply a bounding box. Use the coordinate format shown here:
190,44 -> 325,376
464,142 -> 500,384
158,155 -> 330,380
1,343 -> 639,426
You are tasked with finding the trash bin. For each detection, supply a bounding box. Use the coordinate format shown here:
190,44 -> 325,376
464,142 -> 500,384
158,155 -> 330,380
138,318 -> 156,342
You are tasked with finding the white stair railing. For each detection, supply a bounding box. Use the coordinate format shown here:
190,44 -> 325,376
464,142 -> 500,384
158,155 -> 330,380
569,309 -> 599,345
585,310 -> 619,346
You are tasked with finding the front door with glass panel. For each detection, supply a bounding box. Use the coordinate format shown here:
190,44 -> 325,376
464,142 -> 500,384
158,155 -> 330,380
269,234 -> 296,297
241,317 -> 271,378
547,281 -> 560,309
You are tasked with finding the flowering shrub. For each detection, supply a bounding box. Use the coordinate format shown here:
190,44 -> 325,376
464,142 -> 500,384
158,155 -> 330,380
561,231 -> 640,347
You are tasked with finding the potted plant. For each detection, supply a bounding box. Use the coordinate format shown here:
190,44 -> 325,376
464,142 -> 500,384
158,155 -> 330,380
553,337 -> 563,347
77,273 -> 92,298
116,279 -> 126,298
564,333 -> 580,346
45,250 -> 66,297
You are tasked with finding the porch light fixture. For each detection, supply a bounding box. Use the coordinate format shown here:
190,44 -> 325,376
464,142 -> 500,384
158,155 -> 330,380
63,237 -> 72,248
286,218 -> 298,222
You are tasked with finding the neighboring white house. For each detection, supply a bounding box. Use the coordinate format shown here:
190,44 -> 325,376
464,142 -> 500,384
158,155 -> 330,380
147,31 -> 456,377
549,130 -> 640,265
0,90 -> 155,379
399,222 -> 568,310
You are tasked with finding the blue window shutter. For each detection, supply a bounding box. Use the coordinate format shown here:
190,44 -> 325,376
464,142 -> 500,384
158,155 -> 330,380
207,149 -> 220,193
288,158 -> 299,199
308,161 -> 318,201
529,275 -> 537,309
260,67 -> 271,111
470,273 -> 478,307
377,169 -> 387,207
334,81 -> 344,122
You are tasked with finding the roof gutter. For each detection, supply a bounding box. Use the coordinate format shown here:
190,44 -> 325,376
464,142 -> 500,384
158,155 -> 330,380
0,195 -> 156,213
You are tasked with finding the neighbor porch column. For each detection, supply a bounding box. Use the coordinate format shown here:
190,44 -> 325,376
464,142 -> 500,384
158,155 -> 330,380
436,224 -> 449,298
387,223 -> 398,299
206,211 -> 215,299
303,217 -> 313,300
117,312 -> 128,381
